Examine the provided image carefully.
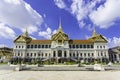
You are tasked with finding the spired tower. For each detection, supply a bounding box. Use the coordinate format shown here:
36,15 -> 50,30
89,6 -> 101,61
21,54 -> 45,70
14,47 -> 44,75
51,19 -> 70,63
13,28 -> 32,58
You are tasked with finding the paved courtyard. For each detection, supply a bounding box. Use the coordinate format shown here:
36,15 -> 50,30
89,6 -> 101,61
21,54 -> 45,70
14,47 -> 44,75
0,70 -> 120,80
0,64 -> 120,80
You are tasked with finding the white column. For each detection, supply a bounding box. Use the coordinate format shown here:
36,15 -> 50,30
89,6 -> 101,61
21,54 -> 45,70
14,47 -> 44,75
67,50 -> 69,58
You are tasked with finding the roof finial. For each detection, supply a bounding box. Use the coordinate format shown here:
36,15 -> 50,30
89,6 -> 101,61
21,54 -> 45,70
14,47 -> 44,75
92,27 -> 97,37
23,27 -> 28,37
58,17 -> 63,32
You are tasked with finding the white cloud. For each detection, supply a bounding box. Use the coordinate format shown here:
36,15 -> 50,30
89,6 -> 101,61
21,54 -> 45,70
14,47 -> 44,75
107,37 -> 120,48
89,0 -> 120,28
54,0 -> 67,9
54,0 -> 120,29
0,44 -> 7,47
0,22 -> 16,39
30,36 -> 37,40
54,0 -> 103,29
70,0 -> 103,28
0,0 -> 43,34
38,27 -> 57,39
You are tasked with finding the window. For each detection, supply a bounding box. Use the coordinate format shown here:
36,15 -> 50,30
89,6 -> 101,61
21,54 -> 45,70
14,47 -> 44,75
34,53 -> 36,56
84,53 -> 86,57
103,46 -> 105,49
88,53 -> 90,57
19,46 -> 21,48
83,45 -> 86,48
31,53 -> 32,56
45,45 -> 48,48
45,53 -> 47,57
76,45 -> 79,48
73,53 -> 75,57
38,45 -> 41,48
58,50 -> 62,57
97,46 -> 99,48
77,53 -> 79,57
42,45 -> 44,48
80,53 -> 82,57
91,45 -> 94,48
16,46 -> 17,48
98,52 -> 99,56
64,51 -> 67,57
27,45 -> 30,48
87,45 -> 90,48
80,45 -> 82,48
31,45 -> 33,48
53,51 -> 56,57
69,45 -> 71,48
100,46 -> 102,48
35,45 -> 37,48
38,53 -> 40,56
18,53 -> 20,56
73,45 -> 75,48
42,53 -> 44,57
70,53 -> 71,57
92,53 -> 94,56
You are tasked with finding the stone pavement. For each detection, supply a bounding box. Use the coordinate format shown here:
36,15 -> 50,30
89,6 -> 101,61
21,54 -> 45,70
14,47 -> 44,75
0,70 -> 120,80
0,64 -> 120,80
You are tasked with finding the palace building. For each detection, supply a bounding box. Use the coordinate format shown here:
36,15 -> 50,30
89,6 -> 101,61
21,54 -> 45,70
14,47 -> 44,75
13,21 -> 109,64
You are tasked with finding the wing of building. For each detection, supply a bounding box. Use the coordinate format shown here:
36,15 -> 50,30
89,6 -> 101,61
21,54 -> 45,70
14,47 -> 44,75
109,46 -> 120,63
13,21 -> 109,64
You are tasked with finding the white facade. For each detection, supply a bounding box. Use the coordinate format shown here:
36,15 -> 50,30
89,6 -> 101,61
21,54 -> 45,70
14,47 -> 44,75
13,25 -> 109,63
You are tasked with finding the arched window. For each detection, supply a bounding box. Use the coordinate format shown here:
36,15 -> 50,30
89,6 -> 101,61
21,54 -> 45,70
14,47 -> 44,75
73,53 -> 75,57
87,45 -> 90,48
73,45 -> 75,48
45,53 -> 47,57
58,50 -> 62,57
31,45 -> 33,48
80,45 -> 82,48
35,45 -> 37,48
34,53 -> 36,56
38,45 -> 41,48
53,51 -> 56,57
88,53 -> 90,57
27,45 -> 30,48
70,53 -> 71,57
42,45 -> 44,48
38,53 -> 40,56
83,45 -> 86,48
80,53 -> 82,57
31,53 -> 32,56
64,51 -> 67,57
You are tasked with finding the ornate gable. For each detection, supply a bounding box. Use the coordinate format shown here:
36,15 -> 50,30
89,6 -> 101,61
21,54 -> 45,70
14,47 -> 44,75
14,35 -> 32,43
14,35 -> 26,43
89,28 -> 108,43
89,34 -> 108,43
51,20 -> 69,44
14,29 -> 32,43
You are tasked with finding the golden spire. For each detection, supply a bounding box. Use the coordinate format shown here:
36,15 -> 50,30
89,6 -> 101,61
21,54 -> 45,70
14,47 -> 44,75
58,17 -> 63,33
23,27 -> 28,37
92,27 -> 97,37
